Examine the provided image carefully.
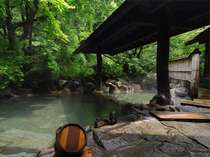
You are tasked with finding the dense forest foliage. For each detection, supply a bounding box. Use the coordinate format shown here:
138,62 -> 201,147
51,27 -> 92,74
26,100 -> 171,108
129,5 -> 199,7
0,0 -> 206,91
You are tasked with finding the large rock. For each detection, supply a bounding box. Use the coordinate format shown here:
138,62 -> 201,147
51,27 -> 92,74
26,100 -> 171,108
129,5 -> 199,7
105,80 -> 140,94
174,87 -> 189,98
170,79 -> 190,89
131,83 -> 142,92
105,82 -> 120,94
58,80 -> 68,89
59,88 -> 71,96
0,88 -> 15,99
141,73 -> 157,90
118,85 -> 129,93
149,94 -> 173,106
83,82 -> 96,94
68,80 -> 80,92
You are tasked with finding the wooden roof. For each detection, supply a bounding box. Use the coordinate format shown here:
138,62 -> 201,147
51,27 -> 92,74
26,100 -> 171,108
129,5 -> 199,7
75,0 -> 210,55
186,28 -> 210,45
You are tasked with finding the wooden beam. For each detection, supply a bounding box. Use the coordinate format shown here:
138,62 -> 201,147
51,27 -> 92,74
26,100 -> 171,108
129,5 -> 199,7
150,1 -> 172,15
96,53 -> 102,91
108,32 -> 157,55
97,22 -> 156,51
190,52 -> 200,98
157,14 -> 170,100
186,12 -> 210,23
171,26 -> 194,32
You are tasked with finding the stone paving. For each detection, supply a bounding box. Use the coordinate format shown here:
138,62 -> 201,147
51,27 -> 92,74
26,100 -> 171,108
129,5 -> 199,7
91,116 -> 210,157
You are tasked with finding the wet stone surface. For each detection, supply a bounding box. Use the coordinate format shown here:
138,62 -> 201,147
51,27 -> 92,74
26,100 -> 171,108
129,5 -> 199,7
92,117 -> 210,157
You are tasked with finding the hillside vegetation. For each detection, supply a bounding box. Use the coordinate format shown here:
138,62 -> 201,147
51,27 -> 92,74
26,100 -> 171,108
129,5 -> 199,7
0,0 -> 206,90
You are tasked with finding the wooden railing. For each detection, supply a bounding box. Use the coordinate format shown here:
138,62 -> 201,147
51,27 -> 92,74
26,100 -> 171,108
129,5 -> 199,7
169,52 -> 200,98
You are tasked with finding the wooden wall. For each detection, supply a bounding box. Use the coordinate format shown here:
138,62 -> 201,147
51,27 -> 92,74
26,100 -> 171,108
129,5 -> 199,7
169,53 -> 200,98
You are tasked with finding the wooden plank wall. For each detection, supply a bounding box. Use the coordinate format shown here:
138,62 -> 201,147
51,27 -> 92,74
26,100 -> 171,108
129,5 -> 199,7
169,52 -> 200,98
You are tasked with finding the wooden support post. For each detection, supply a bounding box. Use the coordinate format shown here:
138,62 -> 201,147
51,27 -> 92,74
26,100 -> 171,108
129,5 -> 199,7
96,53 -> 102,91
157,20 -> 170,100
204,42 -> 210,78
190,53 -> 200,98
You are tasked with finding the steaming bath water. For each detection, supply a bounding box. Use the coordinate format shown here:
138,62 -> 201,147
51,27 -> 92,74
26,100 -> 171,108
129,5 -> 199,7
0,95 -> 121,154
0,92 -> 154,154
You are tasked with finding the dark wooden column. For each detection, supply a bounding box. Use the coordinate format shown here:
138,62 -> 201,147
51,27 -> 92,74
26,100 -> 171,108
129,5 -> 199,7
96,53 -> 103,91
156,20 -> 170,99
204,42 -> 210,77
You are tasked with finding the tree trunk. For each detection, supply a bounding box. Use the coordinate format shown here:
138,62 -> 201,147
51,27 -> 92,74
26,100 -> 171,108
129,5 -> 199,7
96,53 -> 102,91
3,25 -> 7,38
21,0 -> 39,53
5,0 -> 16,50
28,0 -> 39,53
28,21 -> 33,53
157,20 -> 170,100
204,42 -> 210,78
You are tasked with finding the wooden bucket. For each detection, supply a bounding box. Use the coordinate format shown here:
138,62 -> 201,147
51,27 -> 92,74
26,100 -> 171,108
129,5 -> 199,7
55,124 -> 87,157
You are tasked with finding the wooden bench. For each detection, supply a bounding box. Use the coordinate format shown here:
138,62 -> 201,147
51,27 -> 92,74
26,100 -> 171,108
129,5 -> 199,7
151,111 -> 210,122
181,99 -> 210,108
